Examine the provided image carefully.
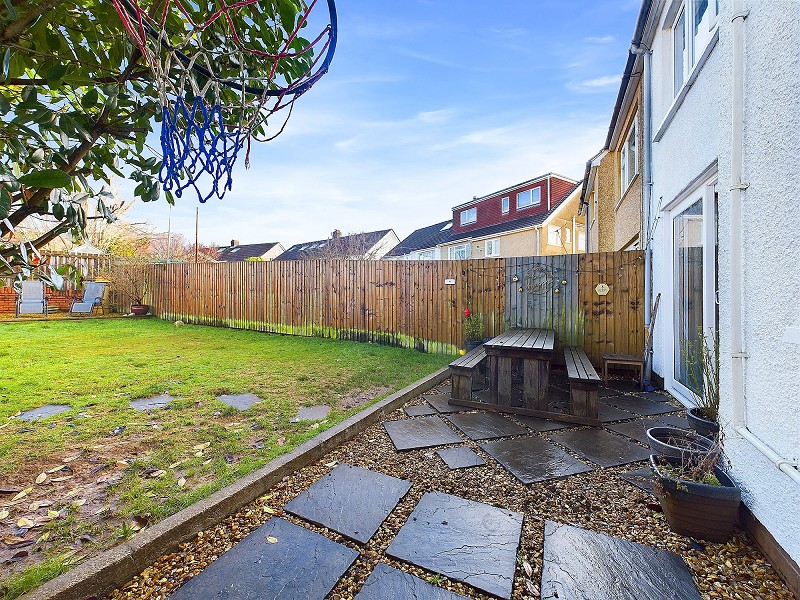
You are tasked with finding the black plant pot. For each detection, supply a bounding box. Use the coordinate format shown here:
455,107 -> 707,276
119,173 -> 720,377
464,340 -> 482,352
651,455 -> 740,543
646,426 -> 715,463
687,407 -> 720,439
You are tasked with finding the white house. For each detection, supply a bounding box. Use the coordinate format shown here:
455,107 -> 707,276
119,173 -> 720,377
634,0 -> 799,586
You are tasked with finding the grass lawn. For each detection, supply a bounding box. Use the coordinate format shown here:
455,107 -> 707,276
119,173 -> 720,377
0,318 -> 451,598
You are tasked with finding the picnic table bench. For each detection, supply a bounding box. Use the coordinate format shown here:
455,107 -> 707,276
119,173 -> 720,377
449,345 -> 487,402
564,346 -> 601,424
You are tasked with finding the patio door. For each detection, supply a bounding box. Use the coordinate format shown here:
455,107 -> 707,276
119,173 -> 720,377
667,178 -> 717,404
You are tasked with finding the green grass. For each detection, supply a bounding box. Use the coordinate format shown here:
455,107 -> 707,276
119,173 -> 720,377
0,318 -> 451,598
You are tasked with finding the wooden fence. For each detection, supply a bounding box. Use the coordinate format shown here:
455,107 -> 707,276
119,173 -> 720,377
146,251 -> 644,361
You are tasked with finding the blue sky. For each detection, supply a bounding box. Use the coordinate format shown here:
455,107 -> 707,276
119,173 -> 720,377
126,0 -> 641,248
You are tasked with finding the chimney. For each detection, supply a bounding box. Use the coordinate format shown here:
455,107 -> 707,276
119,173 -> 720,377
231,239 -> 239,247
331,229 -> 342,239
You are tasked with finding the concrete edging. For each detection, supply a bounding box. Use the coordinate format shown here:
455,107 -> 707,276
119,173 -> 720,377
25,367 -> 450,600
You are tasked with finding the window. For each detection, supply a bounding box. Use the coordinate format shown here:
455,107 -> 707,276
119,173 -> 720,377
418,250 -> 435,260
577,231 -> 586,252
548,226 -> 562,246
501,197 -> 509,214
516,188 -> 541,210
620,116 -> 638,193
564,228 -> 571,244
460,208 -> 477,225
448,244 -> 471,260
485,239 -> 501,257
673,1 -> 718,96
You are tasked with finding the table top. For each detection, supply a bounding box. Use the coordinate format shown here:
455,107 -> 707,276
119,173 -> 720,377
484,328 -> 555,352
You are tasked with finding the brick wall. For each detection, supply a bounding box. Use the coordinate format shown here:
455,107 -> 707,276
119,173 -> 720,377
0,286 -> 78,314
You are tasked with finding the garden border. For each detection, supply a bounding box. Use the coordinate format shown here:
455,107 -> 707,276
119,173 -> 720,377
25,367 -> 450,600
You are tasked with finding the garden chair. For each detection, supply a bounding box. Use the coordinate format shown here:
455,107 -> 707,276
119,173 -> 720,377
602,293 -> 661,390
16,281 -> 48,318
69,281 -> 106,316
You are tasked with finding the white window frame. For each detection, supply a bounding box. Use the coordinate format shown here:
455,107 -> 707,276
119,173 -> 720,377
620,115 -> 638,195
417,250 -> 435,260
448,244 -> 471,260
516,188 -> 541,210
672,0 -> 718,97
485,239 -> 501,257
564,228 -> 571,244
547,226 -> 561,246
577,231 -> 586,252
460,207 -> 477,225
501,197 -> 509,214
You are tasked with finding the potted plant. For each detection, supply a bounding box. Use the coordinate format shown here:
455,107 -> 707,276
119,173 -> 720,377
651,449 -> 740,543
105,255 -> 151,315
682,329 -> 720,439
646,426 -> 715,463
463,309 -> 483,352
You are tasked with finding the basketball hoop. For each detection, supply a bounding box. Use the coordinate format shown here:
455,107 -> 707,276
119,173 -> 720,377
112,0 -> 338,202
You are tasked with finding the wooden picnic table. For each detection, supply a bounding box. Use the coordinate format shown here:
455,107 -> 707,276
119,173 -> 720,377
484,328 -> 555,409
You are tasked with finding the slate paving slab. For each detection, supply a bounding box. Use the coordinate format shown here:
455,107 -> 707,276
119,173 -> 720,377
445,412 -> 528,441
597,403 -> 635,423
540,521 -> 701,600
606,419 -> 664,445
384,416 -> 463,451
516,416 -> 571,432
170,517 -> 358,600
635,391 -> 673,403
355,563 -> 469,600
601,395 -> 679,417
386,491 -> 523,599
605,379 -> 642,393
425,394 -> 468,414
15,404 -> 72,421
130,394 -> 171,411
480,436 -> 592,484
216,393 -> 262,411
656,414 -> 691,429
290,405 -> 330,422
285,463 -> 411,544
436,446 -> 486,470
549,429 -> 651,468
619,467 -> 656,494
404,404 -> 437,417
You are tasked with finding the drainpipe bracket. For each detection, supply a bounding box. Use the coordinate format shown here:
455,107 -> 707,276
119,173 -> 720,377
730,182 -> 750,191
731,351 -> 750,359
732,10 -> 750,22
776,458 -> 799,469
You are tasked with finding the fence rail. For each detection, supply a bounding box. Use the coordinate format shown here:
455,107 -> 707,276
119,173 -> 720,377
147,251 -> 644,360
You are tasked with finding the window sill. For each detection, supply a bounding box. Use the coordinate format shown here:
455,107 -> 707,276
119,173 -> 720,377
654,28 -> 719,143
516,204 -> 541,212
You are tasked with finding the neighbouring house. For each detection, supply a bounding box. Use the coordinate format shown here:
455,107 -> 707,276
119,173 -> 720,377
580,52 -> 645,253
217,240 -> 284,262
68,242 -> 105,255
593,0 -> 800,586
275,229 -> 400,260
387,173 -> 585,260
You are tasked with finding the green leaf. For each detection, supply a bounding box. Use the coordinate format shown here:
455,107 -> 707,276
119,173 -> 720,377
81,88 -> 98,110
46,63 -> 69,83
1,49 -> 10,82
18,169 -> 71,189
46,33 -> 62,52
51,202 -> 65,220
0,188 -> 10,219
30,148 -> 45,163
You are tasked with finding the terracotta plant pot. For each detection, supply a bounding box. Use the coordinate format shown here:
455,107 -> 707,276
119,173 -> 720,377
130,304 -> 150,316
646,426 -> 715,463
687,407 -> 720,439
651,455 -> 740,543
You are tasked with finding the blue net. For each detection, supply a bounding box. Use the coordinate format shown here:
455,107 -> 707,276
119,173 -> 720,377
159,97 -> 247,203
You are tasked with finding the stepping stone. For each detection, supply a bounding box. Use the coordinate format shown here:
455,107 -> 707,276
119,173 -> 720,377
404,404 -> 437,417
445,412 -> 528,441
601,395 -> 678,417
549,429 -> 651,468
16,404 -> 71,421
516,416 -> 571,432
384,416 -> 462,451
656,414 -> 691,429
387,491 -> 523,599
481,436 -> 592,484
540,521 -> 701,600
291,404 -> 330,422
130,394 -> 171,411
217,393 -> 262,410
606,419 -> 663,445
425,394 -> 468,414
598,387 -> 626,398
635,391 -> 673,402
619,467 -> 655,494
597,403 -> 635,423
605,379 -> 642,393
355,563 -> 469,600
170,517 -> 358,600
285,463 -> 410,544
436,446 -> 486,470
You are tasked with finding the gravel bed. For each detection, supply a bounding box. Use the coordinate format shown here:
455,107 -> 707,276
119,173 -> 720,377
108,383 -> 792,600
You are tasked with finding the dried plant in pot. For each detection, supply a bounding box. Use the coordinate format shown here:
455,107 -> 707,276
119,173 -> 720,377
681,329 -> 720,439
646,426 -> 716,464
650,443 -> 740,543
104,255 -> 151,315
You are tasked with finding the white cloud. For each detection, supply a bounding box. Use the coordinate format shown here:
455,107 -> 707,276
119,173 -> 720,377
567,74 -> 621,93
585,35 -> 615,43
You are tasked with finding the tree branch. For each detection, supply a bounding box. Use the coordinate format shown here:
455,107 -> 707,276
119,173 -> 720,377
0,0 -> 63,45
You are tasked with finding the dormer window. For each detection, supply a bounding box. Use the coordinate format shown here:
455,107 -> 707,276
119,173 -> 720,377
517,188 -> 541,210
460,207 -> 477,225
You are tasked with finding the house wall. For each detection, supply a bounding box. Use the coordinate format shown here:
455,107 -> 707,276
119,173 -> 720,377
441,229 -> 538,260
614,88 -> 645,250
260,244 -> 284,261
370,232 -> 401,259
595,151 -> 620,252
714,0 -> 800,567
